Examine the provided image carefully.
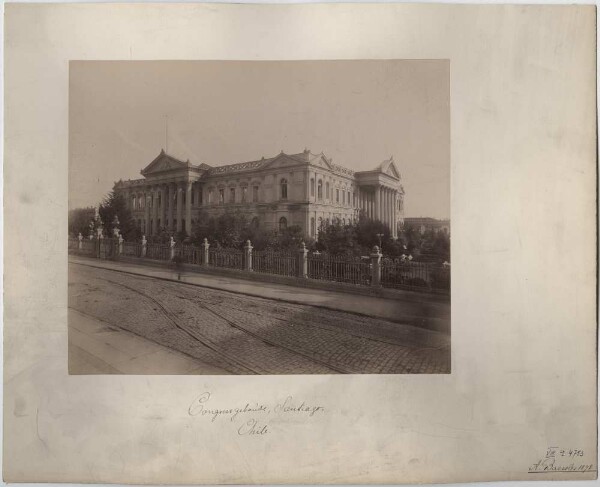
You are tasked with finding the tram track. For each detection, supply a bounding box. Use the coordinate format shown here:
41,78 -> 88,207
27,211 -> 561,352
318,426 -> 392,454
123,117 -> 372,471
88,274 -> 349,374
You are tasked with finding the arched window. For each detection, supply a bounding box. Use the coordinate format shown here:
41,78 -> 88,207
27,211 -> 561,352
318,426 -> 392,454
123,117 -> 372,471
280,178 -> 288,200
342,218 -> 346,225
251,217 -> 259,228
279,217 -> 288,231
317,180 -> 323,199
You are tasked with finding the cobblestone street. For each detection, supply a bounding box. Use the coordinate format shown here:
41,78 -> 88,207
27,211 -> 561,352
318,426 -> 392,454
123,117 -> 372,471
69,262 -> 450,374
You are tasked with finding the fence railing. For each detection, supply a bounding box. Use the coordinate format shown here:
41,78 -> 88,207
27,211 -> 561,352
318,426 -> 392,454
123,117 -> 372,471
253,251 -> 298,277
381,260 -> 450,293
307,254 -> 371,286
209,249 -> 244,269
68,236 -> 449,295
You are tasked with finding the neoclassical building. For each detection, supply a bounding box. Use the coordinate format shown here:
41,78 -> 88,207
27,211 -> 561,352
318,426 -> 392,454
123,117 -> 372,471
113,148 -> 405,239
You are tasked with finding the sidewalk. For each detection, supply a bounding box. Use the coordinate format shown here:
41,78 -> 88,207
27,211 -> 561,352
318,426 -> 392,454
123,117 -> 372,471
69,256 -> 450,333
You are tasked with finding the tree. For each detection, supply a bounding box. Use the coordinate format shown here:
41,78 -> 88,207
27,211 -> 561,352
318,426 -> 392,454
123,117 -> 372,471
68,207 -> 95,238
355,216 -> 391,253
192,209 -> 248,249
98,191 -> 140,240
316,221 -> 358,255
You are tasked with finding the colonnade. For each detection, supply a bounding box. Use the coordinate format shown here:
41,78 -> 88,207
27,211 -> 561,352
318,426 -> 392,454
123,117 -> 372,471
127,181 -> 195,236
358,185 -> 400,238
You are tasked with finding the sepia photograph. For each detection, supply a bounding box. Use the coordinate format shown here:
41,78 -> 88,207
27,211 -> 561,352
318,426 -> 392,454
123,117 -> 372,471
68,60 -> 451,375
6,3 -> 596,483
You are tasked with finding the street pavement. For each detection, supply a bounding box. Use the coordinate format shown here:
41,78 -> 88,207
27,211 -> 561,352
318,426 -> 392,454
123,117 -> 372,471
68,260 -> 450,374
68,255 -> 450,332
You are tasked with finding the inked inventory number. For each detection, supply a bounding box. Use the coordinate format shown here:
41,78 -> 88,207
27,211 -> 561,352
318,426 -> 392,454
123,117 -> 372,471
529,447 -> 595,473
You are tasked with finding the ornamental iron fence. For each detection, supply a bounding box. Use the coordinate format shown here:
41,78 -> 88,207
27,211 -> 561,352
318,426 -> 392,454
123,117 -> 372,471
68,236 -> 449,295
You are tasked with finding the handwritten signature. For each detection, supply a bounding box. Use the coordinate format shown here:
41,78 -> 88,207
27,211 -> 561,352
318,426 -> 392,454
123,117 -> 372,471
529,447 -> 595,473
188,392 -> 325,435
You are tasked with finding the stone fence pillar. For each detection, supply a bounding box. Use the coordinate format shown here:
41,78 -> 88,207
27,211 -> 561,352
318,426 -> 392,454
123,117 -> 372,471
298,241 -> 308,278
141,235 -> 147,257
202,238 -> 210,266
118,235 -> 123,255
244,240 -> 253,271
370,245 -> 382,288
77,232 -> 83,250
169,236 -> 176,260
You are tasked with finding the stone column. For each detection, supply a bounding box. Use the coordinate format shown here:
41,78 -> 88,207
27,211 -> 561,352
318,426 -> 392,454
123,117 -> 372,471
185,181 -> 192,237
386,188 -> 391,230
392,190 -> 397,238
167,183 -> 173,230
382,188 -> 387,227
152,185 -> 159,235
298,241 -> 308,278
176,183 -> 183,233
160,184 -> 166,232
144,190 -> 150,236
375,187 -> 381,221
370,245 -> 382,287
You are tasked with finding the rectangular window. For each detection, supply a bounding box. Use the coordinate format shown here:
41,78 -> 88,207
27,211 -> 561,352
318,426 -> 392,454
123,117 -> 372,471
242,187 -> 247,203
310,179 -> 315,197
253,186 -> 259,202
342,192 -> 345,205
229,188 -> 235,203
198,188 -> 203,205
336,189 -> 339,203
219,189 -> 225,204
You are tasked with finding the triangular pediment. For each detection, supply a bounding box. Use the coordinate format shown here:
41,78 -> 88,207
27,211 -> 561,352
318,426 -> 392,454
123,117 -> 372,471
306,153 -> 334,171
141,151 -> 189,176
261,153 -> 310,170
379,158 -> 401,180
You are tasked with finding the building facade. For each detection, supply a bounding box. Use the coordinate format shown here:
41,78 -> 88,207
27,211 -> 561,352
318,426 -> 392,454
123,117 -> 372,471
113,149 -> 405,239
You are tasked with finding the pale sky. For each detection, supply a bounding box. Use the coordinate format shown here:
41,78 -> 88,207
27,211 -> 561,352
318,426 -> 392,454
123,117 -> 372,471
69,60 -> 449,218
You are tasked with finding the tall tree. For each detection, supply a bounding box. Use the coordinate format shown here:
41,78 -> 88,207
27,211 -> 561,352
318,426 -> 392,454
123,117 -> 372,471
98,191 -> 140,240
68,207 -> 95,238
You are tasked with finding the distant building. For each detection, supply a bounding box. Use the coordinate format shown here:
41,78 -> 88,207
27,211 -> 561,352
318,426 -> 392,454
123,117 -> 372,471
404,217 -> 450,235
113,148 -> 405,239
